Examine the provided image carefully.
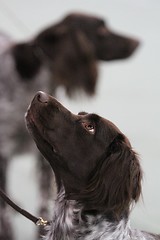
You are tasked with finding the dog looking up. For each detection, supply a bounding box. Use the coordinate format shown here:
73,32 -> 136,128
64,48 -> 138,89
0,12 -> 139,240
25,91 -> 160,240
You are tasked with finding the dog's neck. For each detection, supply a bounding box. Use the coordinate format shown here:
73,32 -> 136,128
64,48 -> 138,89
43,189 -> 150,240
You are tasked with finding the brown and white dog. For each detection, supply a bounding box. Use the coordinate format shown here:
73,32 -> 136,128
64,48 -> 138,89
25,91 -> 160,240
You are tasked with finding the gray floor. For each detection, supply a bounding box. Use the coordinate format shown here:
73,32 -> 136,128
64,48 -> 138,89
0,0 -> 160,239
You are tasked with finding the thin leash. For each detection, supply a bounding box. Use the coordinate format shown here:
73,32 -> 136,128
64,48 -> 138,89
0,188 -> 50,226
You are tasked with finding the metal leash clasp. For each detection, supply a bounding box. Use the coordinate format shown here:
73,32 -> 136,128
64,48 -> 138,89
36,217 -> 48,226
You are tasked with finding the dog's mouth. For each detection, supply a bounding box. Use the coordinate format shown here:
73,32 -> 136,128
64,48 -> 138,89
25,91 -> 59,157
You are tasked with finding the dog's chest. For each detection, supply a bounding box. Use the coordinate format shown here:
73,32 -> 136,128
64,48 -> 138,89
44,198 -> 77,240
43,195 -> 132,240
0,51 -> 51,155
0,51 -> 50,129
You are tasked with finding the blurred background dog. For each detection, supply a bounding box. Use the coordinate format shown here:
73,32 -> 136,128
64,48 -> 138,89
0,12 -> 139,240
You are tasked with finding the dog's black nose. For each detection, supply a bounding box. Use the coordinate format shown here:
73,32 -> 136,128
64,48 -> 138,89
36,91 -> 49,103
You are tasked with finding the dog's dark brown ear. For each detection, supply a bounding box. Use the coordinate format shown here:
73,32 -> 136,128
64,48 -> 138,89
12,43 -> 42,79
78,134 -> 142,219
53,30 -> 98,96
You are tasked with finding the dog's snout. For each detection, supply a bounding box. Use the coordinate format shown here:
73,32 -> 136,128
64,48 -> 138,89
36,91 -> 49,103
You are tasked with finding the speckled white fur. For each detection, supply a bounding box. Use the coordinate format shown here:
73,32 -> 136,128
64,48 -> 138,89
0,49 -> 50,157
42,190 -> 159,240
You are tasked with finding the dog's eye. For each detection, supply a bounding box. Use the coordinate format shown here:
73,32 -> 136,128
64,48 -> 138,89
97,26 -> 110,37
82,122 -> 95,134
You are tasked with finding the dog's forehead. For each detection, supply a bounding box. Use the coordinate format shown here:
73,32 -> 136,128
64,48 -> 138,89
102,117 -> 121,133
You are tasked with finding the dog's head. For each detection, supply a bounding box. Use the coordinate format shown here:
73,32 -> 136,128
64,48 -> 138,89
26,91 -> 142,219
33,13 -> 139,96
62,13 -> 139,61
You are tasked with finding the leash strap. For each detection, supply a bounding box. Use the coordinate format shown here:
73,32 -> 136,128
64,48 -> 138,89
0,189 -> 49,226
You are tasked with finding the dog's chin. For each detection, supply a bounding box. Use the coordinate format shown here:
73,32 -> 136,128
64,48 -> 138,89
25,109 -> 59,159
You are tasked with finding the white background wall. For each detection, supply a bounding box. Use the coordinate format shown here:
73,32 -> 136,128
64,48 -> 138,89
0,1 -> 160,239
